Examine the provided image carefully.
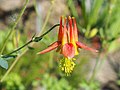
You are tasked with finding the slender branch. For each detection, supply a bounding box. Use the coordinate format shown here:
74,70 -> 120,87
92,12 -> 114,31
2,40 -> 32,58
39,0 -> 54,35
1,24 -> 60,58
0,0 -> 30,55
0,23 -> 59,82
0,49 -> 28,83
0,0 -> 56,83
40,24 -> 60,37
89,53 -> 101,83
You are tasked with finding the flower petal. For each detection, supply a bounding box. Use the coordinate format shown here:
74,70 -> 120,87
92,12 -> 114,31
68,16 -> 75,43
37,41 -> 61,54
76,42 -> 98,52
58,16 -> 63,41
62,43 -> 75,58
72,17 -> 78,42
62,17 -> 68,45
68,16 -> 79,55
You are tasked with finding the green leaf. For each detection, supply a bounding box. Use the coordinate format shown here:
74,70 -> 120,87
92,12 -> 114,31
0,57 -> 8,69
67,0 -> 79,19
2,55 -> 17,59
81,0 -> 87,25
27,46 -> 34,50
88,0 -> 104,26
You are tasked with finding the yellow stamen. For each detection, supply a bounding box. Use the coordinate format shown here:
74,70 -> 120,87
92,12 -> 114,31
59,58 -> 76,76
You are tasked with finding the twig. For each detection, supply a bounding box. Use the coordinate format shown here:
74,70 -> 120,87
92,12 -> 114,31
0,0 -> 56,82
0,0 -> 30,55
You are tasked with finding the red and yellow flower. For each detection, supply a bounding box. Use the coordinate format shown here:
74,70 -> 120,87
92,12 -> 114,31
38,16 -> 98,75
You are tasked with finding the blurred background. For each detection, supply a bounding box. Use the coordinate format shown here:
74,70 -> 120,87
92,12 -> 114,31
0,0 -> 120,90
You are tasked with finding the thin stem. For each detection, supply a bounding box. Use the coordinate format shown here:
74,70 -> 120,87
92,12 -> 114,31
67,0 -> 79,19
0,0 -> 56,82
40,24 -> 60,37
1,24 -> 60,58
38,0 -> 54,35
2,40 -> 32,58
0,49 -> 28,82
0,23 -> 59,82
85,25 -> 91,38
49,51 -> 54,69
89,53 -> 101,83
0,0 -> 29,55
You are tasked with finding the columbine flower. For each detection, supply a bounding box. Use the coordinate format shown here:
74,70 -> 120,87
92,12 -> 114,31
38,16 -> 98,75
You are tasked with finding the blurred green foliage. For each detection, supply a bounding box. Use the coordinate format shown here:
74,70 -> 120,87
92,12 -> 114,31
68,0 -> 120,52
0,73 -> 25,90
32,73 -> 75,90
0,0 -> 120,90
80,80 -> 100,90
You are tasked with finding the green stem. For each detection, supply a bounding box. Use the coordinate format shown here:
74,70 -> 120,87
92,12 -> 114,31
89,53 -> 101,83
0,23 -> 59,82
0,0 -> 29,55
67,0 -> 79,19
85,25 -> 91,38
49,52 -> 54,69
40,24 -> 60,37
39,0 -> 54,35
0,0 -> 55,82
2,24 -> 60,58
0,49 -> 27,83
2,40 -> 32,58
